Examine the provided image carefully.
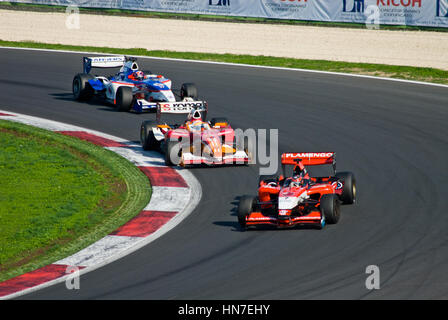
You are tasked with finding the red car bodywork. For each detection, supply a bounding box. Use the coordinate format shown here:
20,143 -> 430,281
242,152 -> 353,229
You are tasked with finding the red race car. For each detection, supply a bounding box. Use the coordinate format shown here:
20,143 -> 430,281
237,152 -> 356,230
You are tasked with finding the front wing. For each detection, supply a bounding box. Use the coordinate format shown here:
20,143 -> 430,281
245,210 -> 323,227
181,150 -> 249,166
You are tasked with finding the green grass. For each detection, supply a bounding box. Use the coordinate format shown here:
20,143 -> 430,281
1,1 -> 447,32
1,40 -> 448,85
0,120 -> 151,282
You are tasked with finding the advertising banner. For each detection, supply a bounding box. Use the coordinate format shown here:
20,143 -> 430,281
3,0 -> 448,28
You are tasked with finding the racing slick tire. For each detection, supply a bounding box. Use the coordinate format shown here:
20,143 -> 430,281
335,171 -> 357,204
116,86 -> 133,112
140,120 -> 161,151
210,117 -> 229,128
243,136 -> 253,165
258,175 -> 278,186
72,73 -> 94,101
238,195 -> 257,229
165,140 -> 182,166
180,83 -> 198,100
320,194 -> 341,224
234,135 -> 253,165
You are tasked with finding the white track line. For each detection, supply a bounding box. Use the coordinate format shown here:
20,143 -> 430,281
1,46 -> 448,89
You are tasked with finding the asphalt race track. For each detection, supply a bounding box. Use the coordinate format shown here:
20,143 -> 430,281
1,48 -> 448,299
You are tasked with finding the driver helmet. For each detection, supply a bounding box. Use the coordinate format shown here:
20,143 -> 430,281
187,109 -> 203,121
132,71 -> 145,81
187,119 -> 208,132
293,161 -> 308,179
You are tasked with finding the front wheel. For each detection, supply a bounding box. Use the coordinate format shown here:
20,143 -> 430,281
238,195 -> 256,229
165,140 -> 182,166
210,117 -> 229,128
115,86 -> 133,112
235,135 -> 253,165
336,171 -> 356,204
140,120 -> 160,151
320,194 -> 340,224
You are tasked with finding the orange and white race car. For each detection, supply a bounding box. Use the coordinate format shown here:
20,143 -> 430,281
140,102 -> 251,166
238,152 -> 356,230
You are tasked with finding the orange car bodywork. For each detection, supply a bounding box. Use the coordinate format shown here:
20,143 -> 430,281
157,121 -> 249,166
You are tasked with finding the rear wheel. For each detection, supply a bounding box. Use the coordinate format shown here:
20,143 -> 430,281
210,117 -> 229,128
115,86 -> 133,112
165,140 -> 182,166
258,175 -> 278,186
335,171 -> 356,204
320,194 -> 340,224
180,83 -> 198,100
238,195 -> 256,229
72,73 -> 94,101
140,120 -> 160,151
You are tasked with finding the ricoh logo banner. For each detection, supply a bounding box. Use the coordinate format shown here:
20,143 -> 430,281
9,0 -> 447,27
339,0 -> 447,27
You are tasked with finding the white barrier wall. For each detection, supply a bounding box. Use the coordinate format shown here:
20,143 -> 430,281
4,0 -> 448,27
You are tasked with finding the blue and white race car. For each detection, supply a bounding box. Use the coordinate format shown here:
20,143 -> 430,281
72,56 -> 203,113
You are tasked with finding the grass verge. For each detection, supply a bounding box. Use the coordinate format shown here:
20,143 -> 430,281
0,2 -> 447,32
0,120 -> 151,282
1,40 -> 448,85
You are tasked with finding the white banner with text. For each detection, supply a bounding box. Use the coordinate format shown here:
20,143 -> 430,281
4,0 -> 448,27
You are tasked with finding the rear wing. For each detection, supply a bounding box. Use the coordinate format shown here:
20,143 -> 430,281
83,56 -> 126,74
156,101 -> 208,123
281,152 -> 336,172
